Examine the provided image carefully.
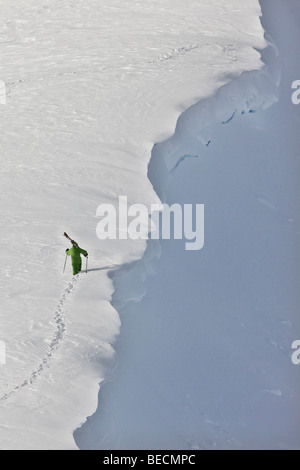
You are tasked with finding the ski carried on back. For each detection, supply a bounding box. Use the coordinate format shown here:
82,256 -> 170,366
63,232 -> 88,274
63,232 -> 79,248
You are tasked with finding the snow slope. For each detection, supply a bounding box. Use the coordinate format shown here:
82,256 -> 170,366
75,0 -> 300,451
0,0 -> 293,450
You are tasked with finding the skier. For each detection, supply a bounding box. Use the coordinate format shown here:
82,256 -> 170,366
66,243 -> 88,275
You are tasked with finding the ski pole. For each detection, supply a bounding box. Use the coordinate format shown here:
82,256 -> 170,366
63,253 -> 67,274
86,255 -> 88,273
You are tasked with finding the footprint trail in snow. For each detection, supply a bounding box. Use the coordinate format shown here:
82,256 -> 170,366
0,275 -> 80,402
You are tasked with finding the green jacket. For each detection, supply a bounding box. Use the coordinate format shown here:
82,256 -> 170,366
66,244 -> 88,274
66,245 -> 88,261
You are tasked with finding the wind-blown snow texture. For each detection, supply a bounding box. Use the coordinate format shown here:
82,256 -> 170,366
0,0 -> 299,450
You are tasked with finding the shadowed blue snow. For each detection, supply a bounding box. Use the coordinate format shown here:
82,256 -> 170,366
171,154 -> 198,172
75,0 -> 300,450
222,110 -> 236,123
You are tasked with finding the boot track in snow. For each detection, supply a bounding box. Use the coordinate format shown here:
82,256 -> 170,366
0,275 -> 80,403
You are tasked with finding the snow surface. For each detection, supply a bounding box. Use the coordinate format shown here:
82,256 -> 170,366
0,0 -> 298,450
